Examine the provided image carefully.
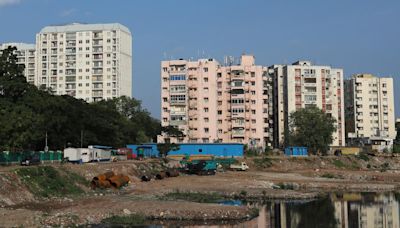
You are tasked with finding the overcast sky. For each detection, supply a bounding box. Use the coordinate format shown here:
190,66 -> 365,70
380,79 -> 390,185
0,0 -> 399,118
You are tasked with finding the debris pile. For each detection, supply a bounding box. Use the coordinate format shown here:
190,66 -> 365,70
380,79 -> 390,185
91,171 -> 130,189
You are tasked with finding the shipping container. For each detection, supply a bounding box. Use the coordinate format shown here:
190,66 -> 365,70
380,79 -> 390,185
284,147 -> 308,156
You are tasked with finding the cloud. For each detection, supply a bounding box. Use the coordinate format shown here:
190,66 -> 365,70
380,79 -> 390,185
0,0 -> 21,7
60,8 -> 78,17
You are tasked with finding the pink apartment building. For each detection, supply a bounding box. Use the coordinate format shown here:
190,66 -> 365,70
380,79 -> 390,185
269,61 -> 346,148
158,55 -> 273,149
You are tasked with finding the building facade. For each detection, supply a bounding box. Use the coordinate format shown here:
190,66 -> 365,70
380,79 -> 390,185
270,61 -> 345,147
35,23 -> 132,102
344,74 -> 396,144
159,55 -> 273,149
0,43 -> 36,84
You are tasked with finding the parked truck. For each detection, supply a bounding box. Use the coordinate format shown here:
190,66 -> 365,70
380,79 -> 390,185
181,159 -> 217,175
229,162 -> 249,171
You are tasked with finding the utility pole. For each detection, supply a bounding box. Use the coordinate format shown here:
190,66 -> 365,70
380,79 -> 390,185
44,131 -> 48,152
80,130 -> 83,148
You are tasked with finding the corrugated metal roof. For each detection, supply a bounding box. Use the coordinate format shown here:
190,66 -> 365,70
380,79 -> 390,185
39,23 -> 131,34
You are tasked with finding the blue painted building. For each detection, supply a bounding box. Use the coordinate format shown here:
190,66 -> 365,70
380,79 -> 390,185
284,147 -> 308,156
126,143 -> 244,158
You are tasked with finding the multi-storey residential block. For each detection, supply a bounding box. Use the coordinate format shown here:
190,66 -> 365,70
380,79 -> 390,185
0,43 -> 36,84
344,74 -> 396,144
269,61 -> 345,148
159,55 -> 273,149
35,23 -> 132,102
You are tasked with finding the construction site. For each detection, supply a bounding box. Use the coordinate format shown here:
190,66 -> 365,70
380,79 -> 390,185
1,154 -> 400,227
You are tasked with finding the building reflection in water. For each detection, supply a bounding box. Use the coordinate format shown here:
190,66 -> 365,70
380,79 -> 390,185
243,193 -> 400,228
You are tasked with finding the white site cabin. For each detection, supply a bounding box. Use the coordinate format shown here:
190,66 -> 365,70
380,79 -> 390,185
63,147 -> 111,163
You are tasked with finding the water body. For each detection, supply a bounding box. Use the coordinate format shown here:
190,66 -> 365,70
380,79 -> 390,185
99,192 -> 400,228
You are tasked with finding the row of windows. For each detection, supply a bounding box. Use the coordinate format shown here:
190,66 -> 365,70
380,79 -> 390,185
170,75 -> 186,81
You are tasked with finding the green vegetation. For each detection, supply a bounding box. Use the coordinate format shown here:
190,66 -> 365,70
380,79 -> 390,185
274,183 -> 296,190
394,123 -> 400,153
288,106 -> 336,155
102,214 -> 146,225
380,162 -> 390,172
157,142 -> 180,157
253,156 -> 272,169
356,153 -> 370,161
0,46 -> 160,152
15,166 -> 85,197
161,190 -> 225,203
321,173 -> 335,179
332,159 -> 345,168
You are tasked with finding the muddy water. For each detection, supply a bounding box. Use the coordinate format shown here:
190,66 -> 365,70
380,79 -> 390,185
100,192 -> 400,228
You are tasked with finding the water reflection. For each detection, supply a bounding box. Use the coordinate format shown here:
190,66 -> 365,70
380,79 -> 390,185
175,192 -> 400,228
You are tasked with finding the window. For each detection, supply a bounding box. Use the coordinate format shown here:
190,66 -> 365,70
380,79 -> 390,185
204,68 -> 208,72
170,85 -> 186,93
204,108 -> 209,112
169,75 -> 186,80
170,95 -> 185,103
232,99 -> 244,104
232,108 -> 244,113
204,118 -> 209,122
304,78 -> 316,83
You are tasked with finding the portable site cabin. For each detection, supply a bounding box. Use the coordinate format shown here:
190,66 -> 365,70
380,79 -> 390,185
88,145 -> 112,162
63,146 -> 111,163
63,148 -> 82,163
284,147 -> 308,156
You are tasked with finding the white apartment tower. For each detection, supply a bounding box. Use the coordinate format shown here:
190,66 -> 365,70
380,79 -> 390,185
35,23 -> 132,102
159,55 -> 273,149
344,74 -> 396,141
270,61 -> 345,147
0,43 -> 36,84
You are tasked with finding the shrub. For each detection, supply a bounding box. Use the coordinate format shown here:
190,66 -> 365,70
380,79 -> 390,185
102,214 -> 146,225
15,166 -> 85,197
321,173 -> 335,178
253,157 -> 272,169
333,160 -> 345,168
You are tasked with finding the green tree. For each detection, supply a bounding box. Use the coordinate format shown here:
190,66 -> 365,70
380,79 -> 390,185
0,46 -> 29,100
0,46 -> 161,151
157,143 -> 180,157
393,122 -> 400,153
288,106 -> 336,155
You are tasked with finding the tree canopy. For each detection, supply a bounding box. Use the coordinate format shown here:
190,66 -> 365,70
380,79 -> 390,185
0,46 -> 160,152
288,106 -> 336,155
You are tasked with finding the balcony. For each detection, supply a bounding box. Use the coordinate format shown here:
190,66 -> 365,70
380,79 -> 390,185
92,41 -> 103,46
170,120 -> 187,126
170,100 -> 186,105
93,33 -> 103,39
93,48 -> 103,53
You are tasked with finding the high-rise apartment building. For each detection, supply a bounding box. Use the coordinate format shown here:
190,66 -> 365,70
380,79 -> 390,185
269,61 -> 345,147
35,23 -> 132,102
344,74 -> 396,142
0,43 -> 36,84
159,55 -> 273,149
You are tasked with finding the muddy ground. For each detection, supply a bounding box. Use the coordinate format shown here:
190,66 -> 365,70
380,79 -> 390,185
1,155 -> 400,227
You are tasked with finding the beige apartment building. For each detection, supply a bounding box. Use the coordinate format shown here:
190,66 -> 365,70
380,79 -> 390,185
0,43 -> 36,84
269,61 -> 345,148
159,55 -> 273,149
344,74 -> 396,145
35,23 -> 132,102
